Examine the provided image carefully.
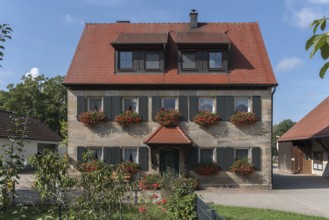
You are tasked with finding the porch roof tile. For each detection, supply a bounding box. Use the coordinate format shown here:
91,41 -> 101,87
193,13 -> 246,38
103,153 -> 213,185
144,126 -> 192,145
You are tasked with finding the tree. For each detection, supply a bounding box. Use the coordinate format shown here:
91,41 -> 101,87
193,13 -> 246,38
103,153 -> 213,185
0,75 -> 67,133
272,119 -> 296,156
306,17 -> 329,78
0,24 -> 12,67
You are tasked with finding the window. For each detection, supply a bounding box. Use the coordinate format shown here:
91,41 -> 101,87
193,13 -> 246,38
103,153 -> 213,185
235,97 -> 250,112
313,152 -> 323,170
162,98 -> 177,110
182,52 -> 196,69
209,51 -> 223,69
88,98 -> 103,112
145,52 -> 160,70
200,149 -> 214,163
199,98 -> 215,113
123,98 -> 139,112
119,51 -> 133,69
235,148 -> 249,159
88,148 -> 103,161
123,148 -> 138,163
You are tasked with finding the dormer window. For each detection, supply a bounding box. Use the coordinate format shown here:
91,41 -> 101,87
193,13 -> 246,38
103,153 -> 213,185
209,51 -> 223,69
182,52 -> 196,70
119,51 -> 133,69
145,52 -> 160,70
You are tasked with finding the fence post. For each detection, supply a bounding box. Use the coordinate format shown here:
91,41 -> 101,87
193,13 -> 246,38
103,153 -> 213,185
211,209 -> 216,220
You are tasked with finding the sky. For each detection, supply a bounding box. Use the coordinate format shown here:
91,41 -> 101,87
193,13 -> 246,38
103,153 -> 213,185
0,0 -> 329,124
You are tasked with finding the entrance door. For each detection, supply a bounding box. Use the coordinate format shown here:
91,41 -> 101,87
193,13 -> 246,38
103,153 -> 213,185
291,146 -> 312,174
160,148 -> 179,174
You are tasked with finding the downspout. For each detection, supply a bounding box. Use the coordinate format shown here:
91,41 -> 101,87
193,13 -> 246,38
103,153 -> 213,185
270,86 -> 277,189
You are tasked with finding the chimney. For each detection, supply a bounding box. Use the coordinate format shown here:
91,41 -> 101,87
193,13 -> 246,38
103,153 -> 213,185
116,20 -> 130,23
189,9 -> 198,28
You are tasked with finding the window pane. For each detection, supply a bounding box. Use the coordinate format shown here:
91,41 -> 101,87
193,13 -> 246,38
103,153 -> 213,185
182,52 -> 196,69
200,149 -> 213,163
89,98 -> 102,112
124,98 -> 138,112
162,98 -> 176,109
209,52 -> 222,69
236,149 -> 248,159
199,98 -> 214,112
119,51 -> 133,69
90,149 -> 102,161
146,52 -> 160,69
124,149 -> 137,162
235,98 -> 249,112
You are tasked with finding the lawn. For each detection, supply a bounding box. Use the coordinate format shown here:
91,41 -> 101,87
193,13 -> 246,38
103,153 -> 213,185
212,204 -> 328,220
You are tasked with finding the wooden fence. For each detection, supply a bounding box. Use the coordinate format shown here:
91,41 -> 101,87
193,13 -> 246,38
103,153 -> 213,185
196,195 -> 225,220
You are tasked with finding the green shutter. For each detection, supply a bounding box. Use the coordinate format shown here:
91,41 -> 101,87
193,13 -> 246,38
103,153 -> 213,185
225,147 -> 234,171
216,96 -> 226,121
111,97 -> 121,120
225,96 -> 234,121
152,96 -> 161,121
77,96 -> 86,115
189,146 -> 198,170
139,96 -> 148,122
179,96 -> 188,121
139,147 -> 149,171
77,146 -> 85,162
252,96 -> 262,121
111,147 -> 122,165
216,147 -> 226,170
104,96 -> 112,121
189,96 -> 198,121
103,147 -> 112,164
252,147 -> 261,170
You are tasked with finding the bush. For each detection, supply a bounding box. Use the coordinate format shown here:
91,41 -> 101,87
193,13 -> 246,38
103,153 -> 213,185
155,108 -> 181,127
78,111 -> 106,127
193,111 -> 220,127
119,161 -> 141,175
140,174 -> 161,190
115,110 -> 142,127
231,158 -> 255,176
230,112 -> 258,126
194,163 -> 220,176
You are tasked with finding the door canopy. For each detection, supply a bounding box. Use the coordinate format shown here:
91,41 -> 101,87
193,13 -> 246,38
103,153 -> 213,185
144,126 -> 192,145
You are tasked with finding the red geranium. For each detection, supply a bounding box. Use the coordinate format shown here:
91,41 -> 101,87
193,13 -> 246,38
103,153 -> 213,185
193,111 -> 220,127
115,110 -> 142,127
230,112 -> 259,126
155,108 -> 181,127
78,111 -> 106,127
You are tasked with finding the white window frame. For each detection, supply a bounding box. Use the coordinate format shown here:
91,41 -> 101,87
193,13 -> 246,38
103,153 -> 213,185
161,97 -> 178,110
123,147 -> 139,163
199,148 -> 215,163
87,97 -> 103,112
234,148 -> 251,160
234,97 -> 250,112
198,97 -> 216,113
122,97 -> 139,113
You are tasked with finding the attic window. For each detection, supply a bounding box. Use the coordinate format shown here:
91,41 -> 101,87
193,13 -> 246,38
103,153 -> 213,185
182,52 -> 196,70
145,52 -> 160,70
209,51 -> 223,69
119,51 -> 133,69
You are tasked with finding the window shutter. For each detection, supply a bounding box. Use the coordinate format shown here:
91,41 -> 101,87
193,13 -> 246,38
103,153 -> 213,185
111,147 -> 122,165
216,147 -> 226,170
179,96 -> 188,121
139,147 -> 149,171
189,96 -> 198,121
189,146 -> 198,170
216,96 -> 226,121
104,96 -> 112,121
103,147 -> 112,164
252,147 -> 261,170
77,96 -> 86,115
139,96 -> 148,122
224,147 -> 234,171
252,96 -> 262,121
111,97 -> 121,120
152,96 -> 160,121
77,146 -> 85,162
225,96 -> 234,121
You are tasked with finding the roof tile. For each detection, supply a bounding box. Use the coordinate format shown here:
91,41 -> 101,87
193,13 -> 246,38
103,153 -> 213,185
144,126 -> 192,144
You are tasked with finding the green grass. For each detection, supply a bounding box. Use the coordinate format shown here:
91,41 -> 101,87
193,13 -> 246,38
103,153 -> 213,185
212,204 -> 328,220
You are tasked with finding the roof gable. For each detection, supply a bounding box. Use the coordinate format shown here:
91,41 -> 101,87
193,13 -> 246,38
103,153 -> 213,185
144,126 -> 192,144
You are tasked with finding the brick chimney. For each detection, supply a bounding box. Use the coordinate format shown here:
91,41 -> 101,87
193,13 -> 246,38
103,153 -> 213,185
189,9 -> 198,28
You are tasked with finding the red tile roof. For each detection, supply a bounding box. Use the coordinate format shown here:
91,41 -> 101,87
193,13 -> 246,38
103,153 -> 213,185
64,22 -> 277,86
144,126 -> 192,145
112,33 -> 168,45
175,31 -> 231,44
278,96 -> 329,142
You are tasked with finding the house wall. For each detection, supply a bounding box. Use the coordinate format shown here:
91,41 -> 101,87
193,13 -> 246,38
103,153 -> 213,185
67,88 -> 273,188
311,139 -> 329,177
278,141 -> 292,173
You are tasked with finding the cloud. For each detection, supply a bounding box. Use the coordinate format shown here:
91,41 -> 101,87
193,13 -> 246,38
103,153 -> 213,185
62,14 -> 84,25
276,57 -> 303,72
25,67 -> 40,78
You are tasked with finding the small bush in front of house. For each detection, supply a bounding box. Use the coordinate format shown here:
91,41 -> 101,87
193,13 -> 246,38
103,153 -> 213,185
193,111 -> 220,127
230,112 -> 258,126
155,108 -> 181,127
120,161 -> 141,175
78,111 -> 106,127
194,163 -> 220,176
139,174 -> 161,190
231,158 -> 255,176
115,110 -> 142,127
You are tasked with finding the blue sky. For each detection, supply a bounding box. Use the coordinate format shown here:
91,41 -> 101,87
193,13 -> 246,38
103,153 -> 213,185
0,0 -> 328,124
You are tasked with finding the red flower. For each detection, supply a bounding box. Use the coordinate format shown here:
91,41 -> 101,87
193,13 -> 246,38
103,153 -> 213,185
155,108 -> 181,127
193,111 -> 220,127
152,183 -> 159,189
115,110 -> 142,127
161,198 -> 167,204
151,193 -> 158,199
139,207 -> 146,213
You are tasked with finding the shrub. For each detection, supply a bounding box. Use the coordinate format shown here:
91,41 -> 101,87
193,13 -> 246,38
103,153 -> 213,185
193,111 -> 220,127
140,174 -> 161,190
230,112 -> 258,126
231,158 -> 255,176
119,161 -> 141,175
194,163 -> 220,176
155,108 -> 181,127
78,111 -> 106,127
115,110 -> 142,127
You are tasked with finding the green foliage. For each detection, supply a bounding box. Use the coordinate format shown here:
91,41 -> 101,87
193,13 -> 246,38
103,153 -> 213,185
120,161 -> 141,175
59,120 -> 68,147
78,111 -> 106,127
165,193 -> 196,220
0,75 -> 67,133
140,174 -> 161,190
231,158 -> 255,176
155,108 -> 181,127
306,17 -> 329,78
115,110 -> 142,127
0,24 -> 13,67
272,119 -> 296,156
230,112 -> 258,126
194,163 -> 220,176
193,111 -> 220,127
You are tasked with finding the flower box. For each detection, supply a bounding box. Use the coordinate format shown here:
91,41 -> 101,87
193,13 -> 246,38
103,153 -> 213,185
78,111 -> 107,127
155,108 -> 181,127
231,158 -> 255,176
194,163 -> 220,176
115,110 -> 142,127
193,111 -> 220,127
230,112 -> 258,126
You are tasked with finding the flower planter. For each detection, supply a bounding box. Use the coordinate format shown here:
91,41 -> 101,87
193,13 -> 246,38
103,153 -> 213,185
230,112 -> 258,126
231,158 -> 255,176
78,111 -> 106,127
193,111 -> 220,127
155,108 -> 181,127
115,110 -> 142,127
194,163 -> 220,176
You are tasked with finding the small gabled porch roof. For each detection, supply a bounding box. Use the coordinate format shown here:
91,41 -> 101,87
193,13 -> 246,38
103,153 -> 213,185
144,126 -> 192,145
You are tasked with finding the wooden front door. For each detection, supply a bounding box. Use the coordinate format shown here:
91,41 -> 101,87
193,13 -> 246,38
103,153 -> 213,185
291,146 -> 312,174
160,148 -> 179,174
